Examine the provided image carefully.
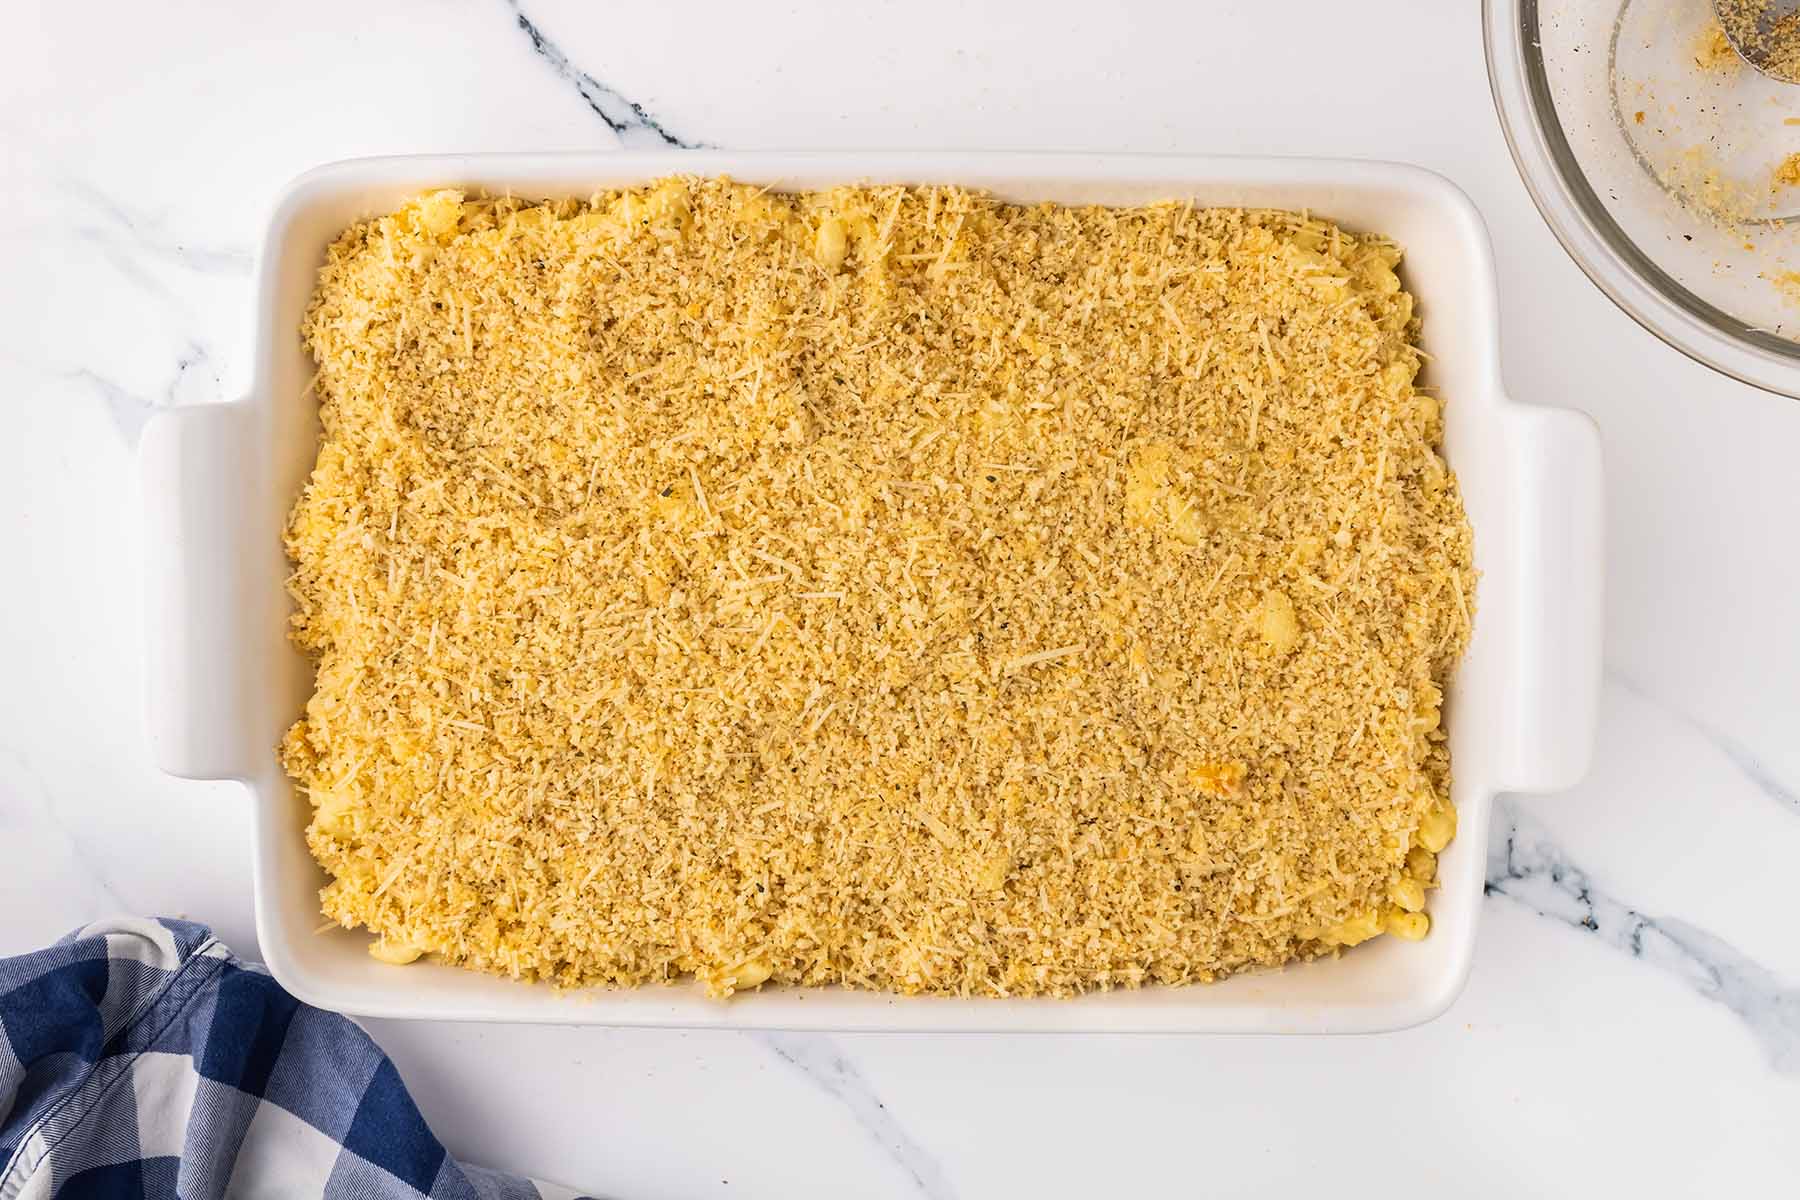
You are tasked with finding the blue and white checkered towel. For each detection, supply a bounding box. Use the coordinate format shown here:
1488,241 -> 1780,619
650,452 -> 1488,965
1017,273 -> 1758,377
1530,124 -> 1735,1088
0,917 -> 593,1199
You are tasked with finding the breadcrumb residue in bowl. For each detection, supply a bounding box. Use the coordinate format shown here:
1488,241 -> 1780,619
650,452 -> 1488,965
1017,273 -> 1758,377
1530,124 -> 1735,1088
281,179 -> 1474,998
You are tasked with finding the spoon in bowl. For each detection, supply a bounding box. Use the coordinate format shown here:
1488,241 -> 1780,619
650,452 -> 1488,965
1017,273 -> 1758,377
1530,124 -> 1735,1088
1716,0 -> 1800,83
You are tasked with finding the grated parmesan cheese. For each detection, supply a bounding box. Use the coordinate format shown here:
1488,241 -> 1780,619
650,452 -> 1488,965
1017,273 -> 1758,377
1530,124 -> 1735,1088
281,179 -> 1474,998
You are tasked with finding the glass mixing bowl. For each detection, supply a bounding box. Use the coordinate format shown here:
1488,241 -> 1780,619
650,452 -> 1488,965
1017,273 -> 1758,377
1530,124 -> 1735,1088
1486,0 -> 1800,397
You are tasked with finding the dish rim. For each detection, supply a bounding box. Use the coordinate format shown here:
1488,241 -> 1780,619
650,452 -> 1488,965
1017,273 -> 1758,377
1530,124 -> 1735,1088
144,151 -> 1601,1032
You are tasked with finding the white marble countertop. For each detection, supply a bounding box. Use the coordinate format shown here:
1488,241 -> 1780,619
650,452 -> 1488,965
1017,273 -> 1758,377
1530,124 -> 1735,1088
3,0 -> 1797,1194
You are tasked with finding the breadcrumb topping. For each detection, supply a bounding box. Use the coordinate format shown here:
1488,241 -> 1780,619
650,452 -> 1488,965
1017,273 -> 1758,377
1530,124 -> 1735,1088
281,179 -> 1474,998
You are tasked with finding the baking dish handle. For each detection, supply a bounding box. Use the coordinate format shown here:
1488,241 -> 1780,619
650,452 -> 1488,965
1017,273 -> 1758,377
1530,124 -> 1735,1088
139,400 -> 261,781
1498,402 -> 1604,794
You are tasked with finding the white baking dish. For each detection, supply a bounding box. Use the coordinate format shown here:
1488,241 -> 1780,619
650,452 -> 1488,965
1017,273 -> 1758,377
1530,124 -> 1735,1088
140,152 -> 1601,1032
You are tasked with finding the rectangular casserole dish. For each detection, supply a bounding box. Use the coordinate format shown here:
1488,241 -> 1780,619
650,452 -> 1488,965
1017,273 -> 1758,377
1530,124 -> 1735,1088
139,152 -> 1602,1032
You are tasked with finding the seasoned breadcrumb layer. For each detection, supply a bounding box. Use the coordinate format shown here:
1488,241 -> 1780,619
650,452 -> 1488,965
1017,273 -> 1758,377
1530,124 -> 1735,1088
281,180 -> 1474,998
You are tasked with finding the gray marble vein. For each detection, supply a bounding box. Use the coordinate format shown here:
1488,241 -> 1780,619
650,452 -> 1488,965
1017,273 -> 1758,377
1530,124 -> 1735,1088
70,340 -> 219,446
70,369 -> 158,445
8,129 -> 251,283
77,234 -> 185,303
63,177 -> 253,277
755,1033 -> 959,1200
504,0 -> 699,148
1608,670 -> 1799,816
1487,797 -> 1800,1075
0,748 -> 131,913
